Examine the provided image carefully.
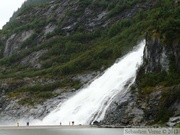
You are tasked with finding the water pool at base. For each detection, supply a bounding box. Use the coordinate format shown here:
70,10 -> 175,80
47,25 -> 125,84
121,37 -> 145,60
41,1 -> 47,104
0,128 -> 123,135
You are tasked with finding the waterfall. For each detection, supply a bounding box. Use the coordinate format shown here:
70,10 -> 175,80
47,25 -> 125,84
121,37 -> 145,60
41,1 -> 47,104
40,40 -> 145,125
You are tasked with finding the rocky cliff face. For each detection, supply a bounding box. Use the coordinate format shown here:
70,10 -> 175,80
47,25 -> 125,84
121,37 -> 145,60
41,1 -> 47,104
101,36 -> 180,127
143,37 -> 170,73
3,30 -> 34,57
0,0 -> 156,122
2,0 -> 154,58
0,0 -> 179,126
143,36 -> 180,74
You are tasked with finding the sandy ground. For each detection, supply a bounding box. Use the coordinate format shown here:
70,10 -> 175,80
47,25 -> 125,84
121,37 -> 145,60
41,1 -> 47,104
0,125 -> 96,129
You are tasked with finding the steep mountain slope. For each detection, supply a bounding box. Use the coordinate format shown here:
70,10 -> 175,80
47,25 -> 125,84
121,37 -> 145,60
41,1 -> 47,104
0,0 -> 179,126
101,1 -> 180,126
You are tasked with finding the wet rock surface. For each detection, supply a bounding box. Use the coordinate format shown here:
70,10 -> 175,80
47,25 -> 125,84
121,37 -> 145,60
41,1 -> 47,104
101,36 -> 180,127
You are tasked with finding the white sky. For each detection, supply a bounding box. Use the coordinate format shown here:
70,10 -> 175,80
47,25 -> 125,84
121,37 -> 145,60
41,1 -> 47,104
0,0 -> 26,29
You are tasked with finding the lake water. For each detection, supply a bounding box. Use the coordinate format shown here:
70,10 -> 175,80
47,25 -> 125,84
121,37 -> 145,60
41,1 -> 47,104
0,128 -> 123,135
0,127 -> 179,135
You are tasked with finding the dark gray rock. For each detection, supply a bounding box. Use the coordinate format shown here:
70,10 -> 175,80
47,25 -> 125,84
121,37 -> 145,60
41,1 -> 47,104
100,35 -> 180,126
143,36 -> 180,74
172,39 -> 180,73
143,37 -> 171,72
166,116 -> 180,127
3,30 -> 34,57
100,85 -> 165,126
20,50 -> 47,69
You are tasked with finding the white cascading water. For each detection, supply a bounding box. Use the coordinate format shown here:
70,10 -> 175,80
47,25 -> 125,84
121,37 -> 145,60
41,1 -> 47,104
40,40 -> 145,125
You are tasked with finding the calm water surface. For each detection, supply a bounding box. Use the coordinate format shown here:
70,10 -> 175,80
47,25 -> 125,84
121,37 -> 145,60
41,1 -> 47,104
0,128 -> 123,135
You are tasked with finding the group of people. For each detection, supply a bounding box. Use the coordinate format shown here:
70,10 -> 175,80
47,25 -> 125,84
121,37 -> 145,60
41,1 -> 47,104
60,121 -> 75,126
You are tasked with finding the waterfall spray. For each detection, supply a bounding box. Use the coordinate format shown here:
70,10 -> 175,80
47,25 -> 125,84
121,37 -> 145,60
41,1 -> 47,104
40,40 -> 145,125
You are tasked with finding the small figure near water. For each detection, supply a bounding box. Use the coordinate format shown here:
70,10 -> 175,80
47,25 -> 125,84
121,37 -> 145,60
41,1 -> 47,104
27,122 -> 29,126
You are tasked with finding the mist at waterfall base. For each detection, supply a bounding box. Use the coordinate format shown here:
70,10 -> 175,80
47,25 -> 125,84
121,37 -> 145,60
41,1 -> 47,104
1,40 -> 145,126
28,40 -> 145,126
29,40 -> 144,126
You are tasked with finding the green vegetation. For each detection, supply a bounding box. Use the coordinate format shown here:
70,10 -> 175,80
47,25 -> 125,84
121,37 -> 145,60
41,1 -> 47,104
138,71 -> 180,88
0,0 -> 179,107
155,86 -> 180,123
25,0 -> 54,5
1,0 -> 179,76
7,78 -> 82,105
176,123 -> 180,128
0,41 -> 4,58
135,0 -> 180,90
108,0 -> 146,17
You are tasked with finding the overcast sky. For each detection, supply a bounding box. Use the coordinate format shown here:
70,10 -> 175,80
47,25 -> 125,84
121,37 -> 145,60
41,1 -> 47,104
0,0 -> 26,29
